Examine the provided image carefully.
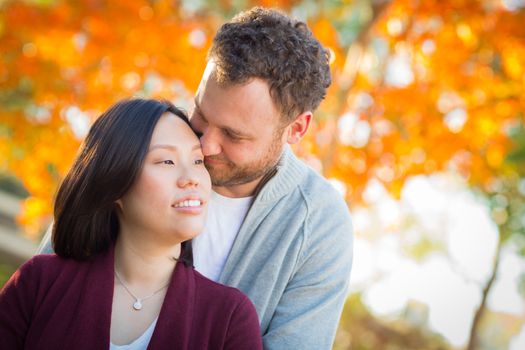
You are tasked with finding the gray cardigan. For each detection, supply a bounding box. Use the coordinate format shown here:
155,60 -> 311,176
38,147 -> 353,350
218,147 -> 353,349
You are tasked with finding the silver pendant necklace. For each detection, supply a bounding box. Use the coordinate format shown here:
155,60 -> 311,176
114,270 -> 169,311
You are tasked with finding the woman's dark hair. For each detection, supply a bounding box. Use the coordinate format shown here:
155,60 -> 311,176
53,98 -> 194,265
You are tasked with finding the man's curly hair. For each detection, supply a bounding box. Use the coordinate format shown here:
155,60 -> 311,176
208,7 -> 332,123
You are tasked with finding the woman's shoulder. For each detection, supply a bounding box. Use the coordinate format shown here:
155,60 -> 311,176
15,254 -> 85,284
23,253 -> 77,270
17,254 -> 59,275
1,255 -> 67,298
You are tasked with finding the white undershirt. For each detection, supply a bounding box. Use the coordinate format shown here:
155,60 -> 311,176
110,317 -> 158,350
193,191 -> 253,281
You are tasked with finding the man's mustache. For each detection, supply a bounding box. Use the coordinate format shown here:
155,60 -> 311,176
204,155 -> 232,165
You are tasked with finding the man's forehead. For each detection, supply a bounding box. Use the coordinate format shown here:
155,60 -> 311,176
194,63 -> 282,130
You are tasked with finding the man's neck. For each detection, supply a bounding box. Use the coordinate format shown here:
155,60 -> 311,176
213,178 -> 260,198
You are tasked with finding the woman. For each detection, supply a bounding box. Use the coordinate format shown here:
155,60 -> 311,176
0,99 -> 262,349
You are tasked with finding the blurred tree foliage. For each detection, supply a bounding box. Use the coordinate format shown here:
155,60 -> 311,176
296,1 -> 525,348
1,0 -> 524,348
335,294 -> 452,350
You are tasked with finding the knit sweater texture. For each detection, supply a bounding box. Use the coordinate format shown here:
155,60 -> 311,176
217,147 -> 354,349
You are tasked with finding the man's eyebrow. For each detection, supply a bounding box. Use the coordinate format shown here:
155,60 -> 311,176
223,126 -> 248,138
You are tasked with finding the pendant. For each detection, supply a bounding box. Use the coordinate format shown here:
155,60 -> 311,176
133,299 -> 143,311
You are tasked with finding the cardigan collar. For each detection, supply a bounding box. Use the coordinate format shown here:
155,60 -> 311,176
66,244 -> 195,349
254,145 -> 307,203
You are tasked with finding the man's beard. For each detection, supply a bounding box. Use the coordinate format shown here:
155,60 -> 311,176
205,140 -> 283,187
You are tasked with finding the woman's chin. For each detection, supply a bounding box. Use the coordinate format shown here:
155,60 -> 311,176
174,228 -> 203,242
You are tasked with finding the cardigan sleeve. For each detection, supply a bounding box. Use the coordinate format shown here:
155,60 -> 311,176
223,295 -> 263,350
262,195 -> 354,350
0,258 -> 40,349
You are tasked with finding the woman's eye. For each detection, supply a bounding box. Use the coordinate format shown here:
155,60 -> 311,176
161,160 -> 174,165
195,159 -> 204,165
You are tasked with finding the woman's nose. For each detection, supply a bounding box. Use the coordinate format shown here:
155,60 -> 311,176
177,167 -> 200,188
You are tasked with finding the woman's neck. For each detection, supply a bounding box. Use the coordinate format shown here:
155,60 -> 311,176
114,233 -> 181,289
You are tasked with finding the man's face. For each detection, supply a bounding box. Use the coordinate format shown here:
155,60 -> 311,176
190,63 -> 287,197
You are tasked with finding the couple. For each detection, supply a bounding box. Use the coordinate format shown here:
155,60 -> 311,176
0,7 -> 353,350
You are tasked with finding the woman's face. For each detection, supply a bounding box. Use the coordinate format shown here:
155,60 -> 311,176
117,112 -> 211,245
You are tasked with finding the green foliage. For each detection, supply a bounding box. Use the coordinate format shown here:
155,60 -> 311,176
0,173 -> 30,198
402,236 -> 446,262
506,118 -> 525,164
0,263 -> 15,289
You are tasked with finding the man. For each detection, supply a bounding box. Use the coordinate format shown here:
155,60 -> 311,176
39,7 -> 353,349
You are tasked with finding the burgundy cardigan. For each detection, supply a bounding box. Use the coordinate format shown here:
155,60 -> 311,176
0,246 -> 262,350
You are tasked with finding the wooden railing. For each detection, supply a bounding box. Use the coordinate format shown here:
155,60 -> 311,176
0,191 -> 38,267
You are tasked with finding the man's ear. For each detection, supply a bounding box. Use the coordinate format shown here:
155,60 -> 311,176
286,111 -> 312,144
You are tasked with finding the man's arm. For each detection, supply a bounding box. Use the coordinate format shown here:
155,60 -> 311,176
36,223 -> 54,254
262,200 -> 353,349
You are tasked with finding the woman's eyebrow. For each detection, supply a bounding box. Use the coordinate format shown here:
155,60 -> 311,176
149,144 -> 201,151
149,144 -> 178,151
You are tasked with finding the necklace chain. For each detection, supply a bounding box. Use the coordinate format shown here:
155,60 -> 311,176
114,270 -> 169,311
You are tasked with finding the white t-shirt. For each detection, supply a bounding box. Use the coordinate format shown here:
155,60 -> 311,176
193,191 -> 253,281
110,317 -> 158,350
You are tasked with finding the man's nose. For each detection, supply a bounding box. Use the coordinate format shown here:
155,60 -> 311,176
200,128 -> 222,157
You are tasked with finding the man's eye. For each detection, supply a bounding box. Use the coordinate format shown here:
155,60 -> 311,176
224,130 -> 241,140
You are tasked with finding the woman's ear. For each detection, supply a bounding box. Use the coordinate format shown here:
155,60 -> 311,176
114,199 -> 123,211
